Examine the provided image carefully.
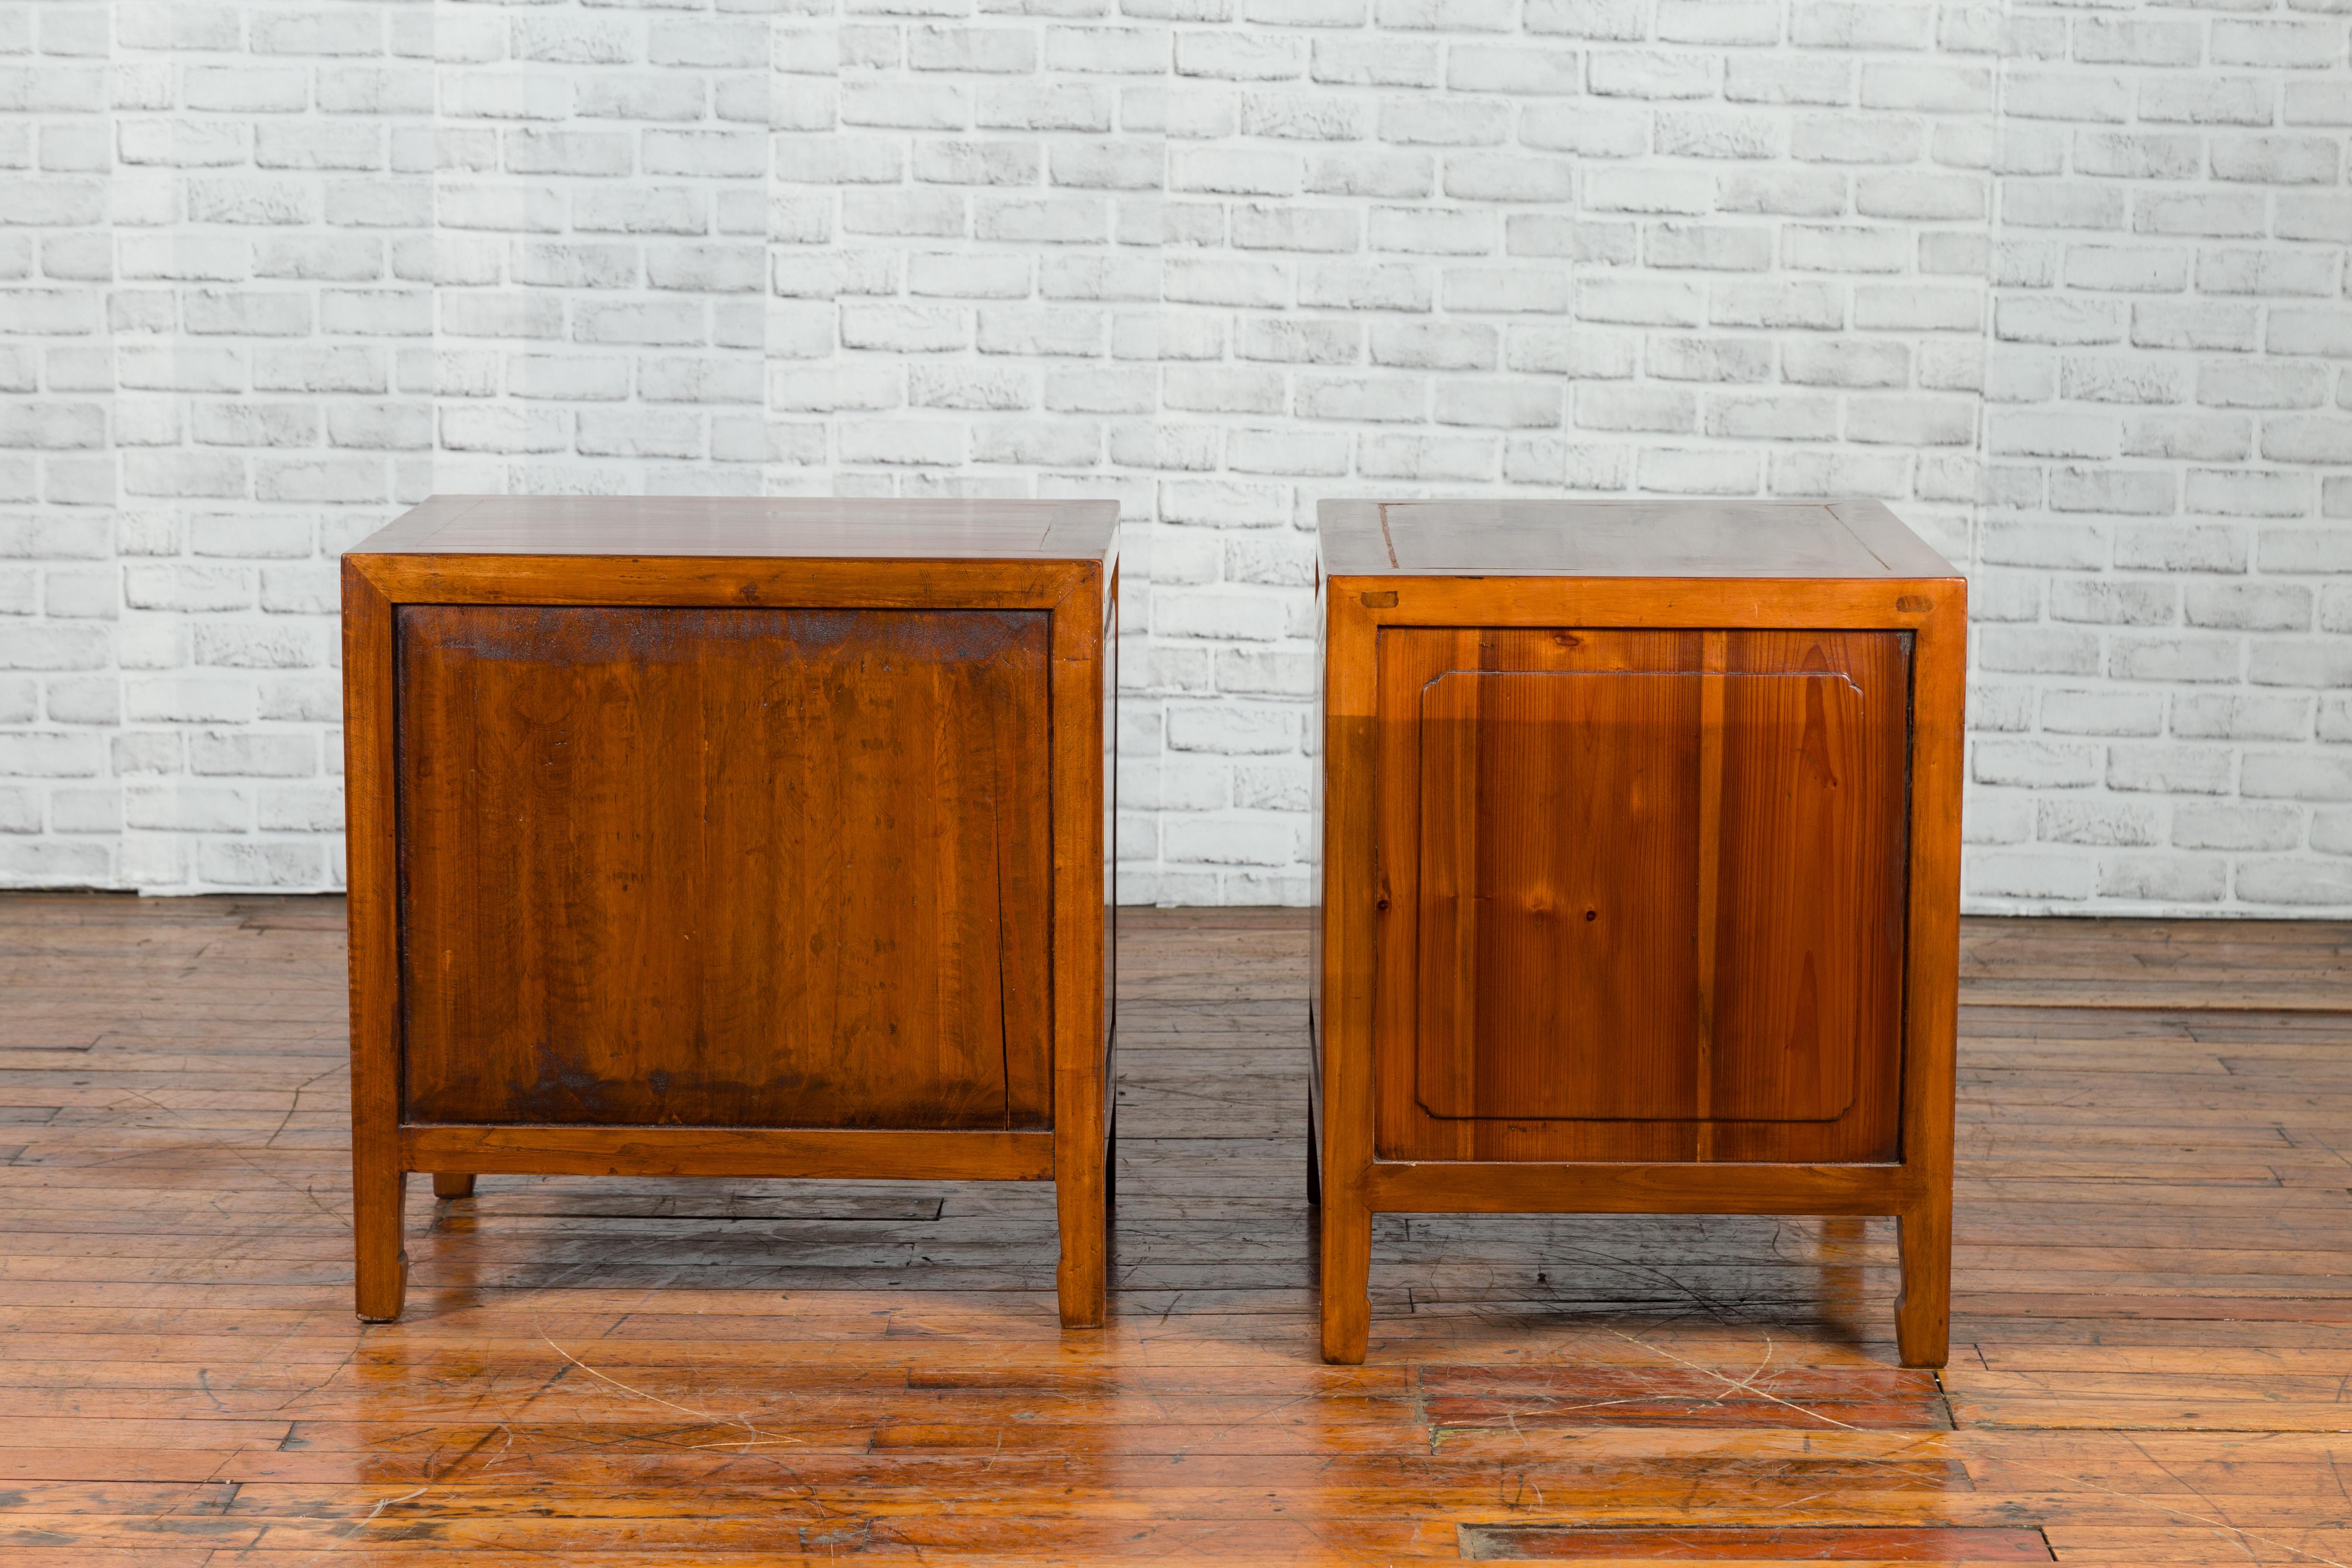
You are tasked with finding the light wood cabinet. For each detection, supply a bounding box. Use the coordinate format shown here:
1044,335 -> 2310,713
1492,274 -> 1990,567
1311,499 -> 1965,1366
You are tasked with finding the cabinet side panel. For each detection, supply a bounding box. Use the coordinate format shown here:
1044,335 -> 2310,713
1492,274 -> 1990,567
1375,624 -> 1907,1164
1710,632 -> 1910,1157
1415,668 -> 1705,1121
1376,629 -> 1706,1162
397,606 -> 1051,1130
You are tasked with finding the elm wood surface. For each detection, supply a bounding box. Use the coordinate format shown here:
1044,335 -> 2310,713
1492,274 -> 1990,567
2,898 -> 2351,1564
401,1125 -> 1057,1181
1390,629 -> 1909,1160
1318,498 -> 1956,579
359,493 -> 1124,559
398,604 -> 1054,1131
1315,499 -> 1967,1373
343,496 -> 1115,1332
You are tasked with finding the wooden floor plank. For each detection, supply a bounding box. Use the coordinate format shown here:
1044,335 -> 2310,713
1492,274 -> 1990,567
0,894 -> 2345,1562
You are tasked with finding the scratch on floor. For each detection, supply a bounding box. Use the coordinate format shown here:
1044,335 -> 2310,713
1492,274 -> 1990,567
1606,1322 -> 2352,1568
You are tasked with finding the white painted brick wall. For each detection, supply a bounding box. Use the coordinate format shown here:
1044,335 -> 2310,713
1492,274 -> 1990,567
1974,0 -> 2352,914
0,0 -> 2345,915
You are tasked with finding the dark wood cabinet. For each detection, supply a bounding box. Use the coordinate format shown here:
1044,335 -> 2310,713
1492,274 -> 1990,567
344,496 -> 1116,1327
1312,499 -> 1964,1366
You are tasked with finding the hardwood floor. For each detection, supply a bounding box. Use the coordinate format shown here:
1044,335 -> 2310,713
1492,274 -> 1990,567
0,894 -> 2347,1564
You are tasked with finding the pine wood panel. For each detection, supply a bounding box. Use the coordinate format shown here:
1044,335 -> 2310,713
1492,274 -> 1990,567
1386,629 -> 1908,1161
1320,499 -> 1965,1370
398,604 -> 1054,1131
0,895 -> 2346,1562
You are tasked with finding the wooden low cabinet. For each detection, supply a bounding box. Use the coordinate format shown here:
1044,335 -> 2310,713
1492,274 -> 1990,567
1311,499 -> 1964,1367
343,496 -> 1117,1327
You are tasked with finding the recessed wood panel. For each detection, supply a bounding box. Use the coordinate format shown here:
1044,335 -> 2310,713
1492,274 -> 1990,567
1712,638 -> 1903,1127
1414,665 -> 1708,1122
1377,628 -> 1910,1163
395,605 -> 1053,1132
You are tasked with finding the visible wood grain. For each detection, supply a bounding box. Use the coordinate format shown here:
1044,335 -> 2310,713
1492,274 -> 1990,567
403,1125 -> 1055,1181
1693,630 -> 1727,1157
0,894 -> 2346,1561
361,494 -> 1119,560
398,604 -> 1053,1131
343,498 -> 1115,1332
1409,633 -> 1712,1127
1367,1161 -> 1920,1215
1320,498 -> 1957,579
1421,1366 -> 1953,1430
1388,629 -> 1908,1160
352,553 -> 1097,612
1316,582 -> 1380,1366
1321,499 -> 1965,1370
340,558 -> 406,1324
1307,573 -> 1963,633
1898,577 -> 1967,1377
1960,919 -> 2352,1011
1051,572 -> 1112,1328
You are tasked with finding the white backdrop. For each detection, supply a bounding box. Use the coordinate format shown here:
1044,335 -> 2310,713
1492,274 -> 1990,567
0,0 -> 2347,913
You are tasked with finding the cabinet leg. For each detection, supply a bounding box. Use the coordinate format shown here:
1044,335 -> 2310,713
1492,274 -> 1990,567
1318,1187 -> 1370,1364
353,1156 -> 408,1323
432,1173 -> 476,1200
1895,1202 -> 1951,1369
1055,1118 -> 1108,1330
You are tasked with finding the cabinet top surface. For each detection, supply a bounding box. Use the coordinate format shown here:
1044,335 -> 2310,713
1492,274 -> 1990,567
349,496 -> 1119,564
1319,499 -> 1957,579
